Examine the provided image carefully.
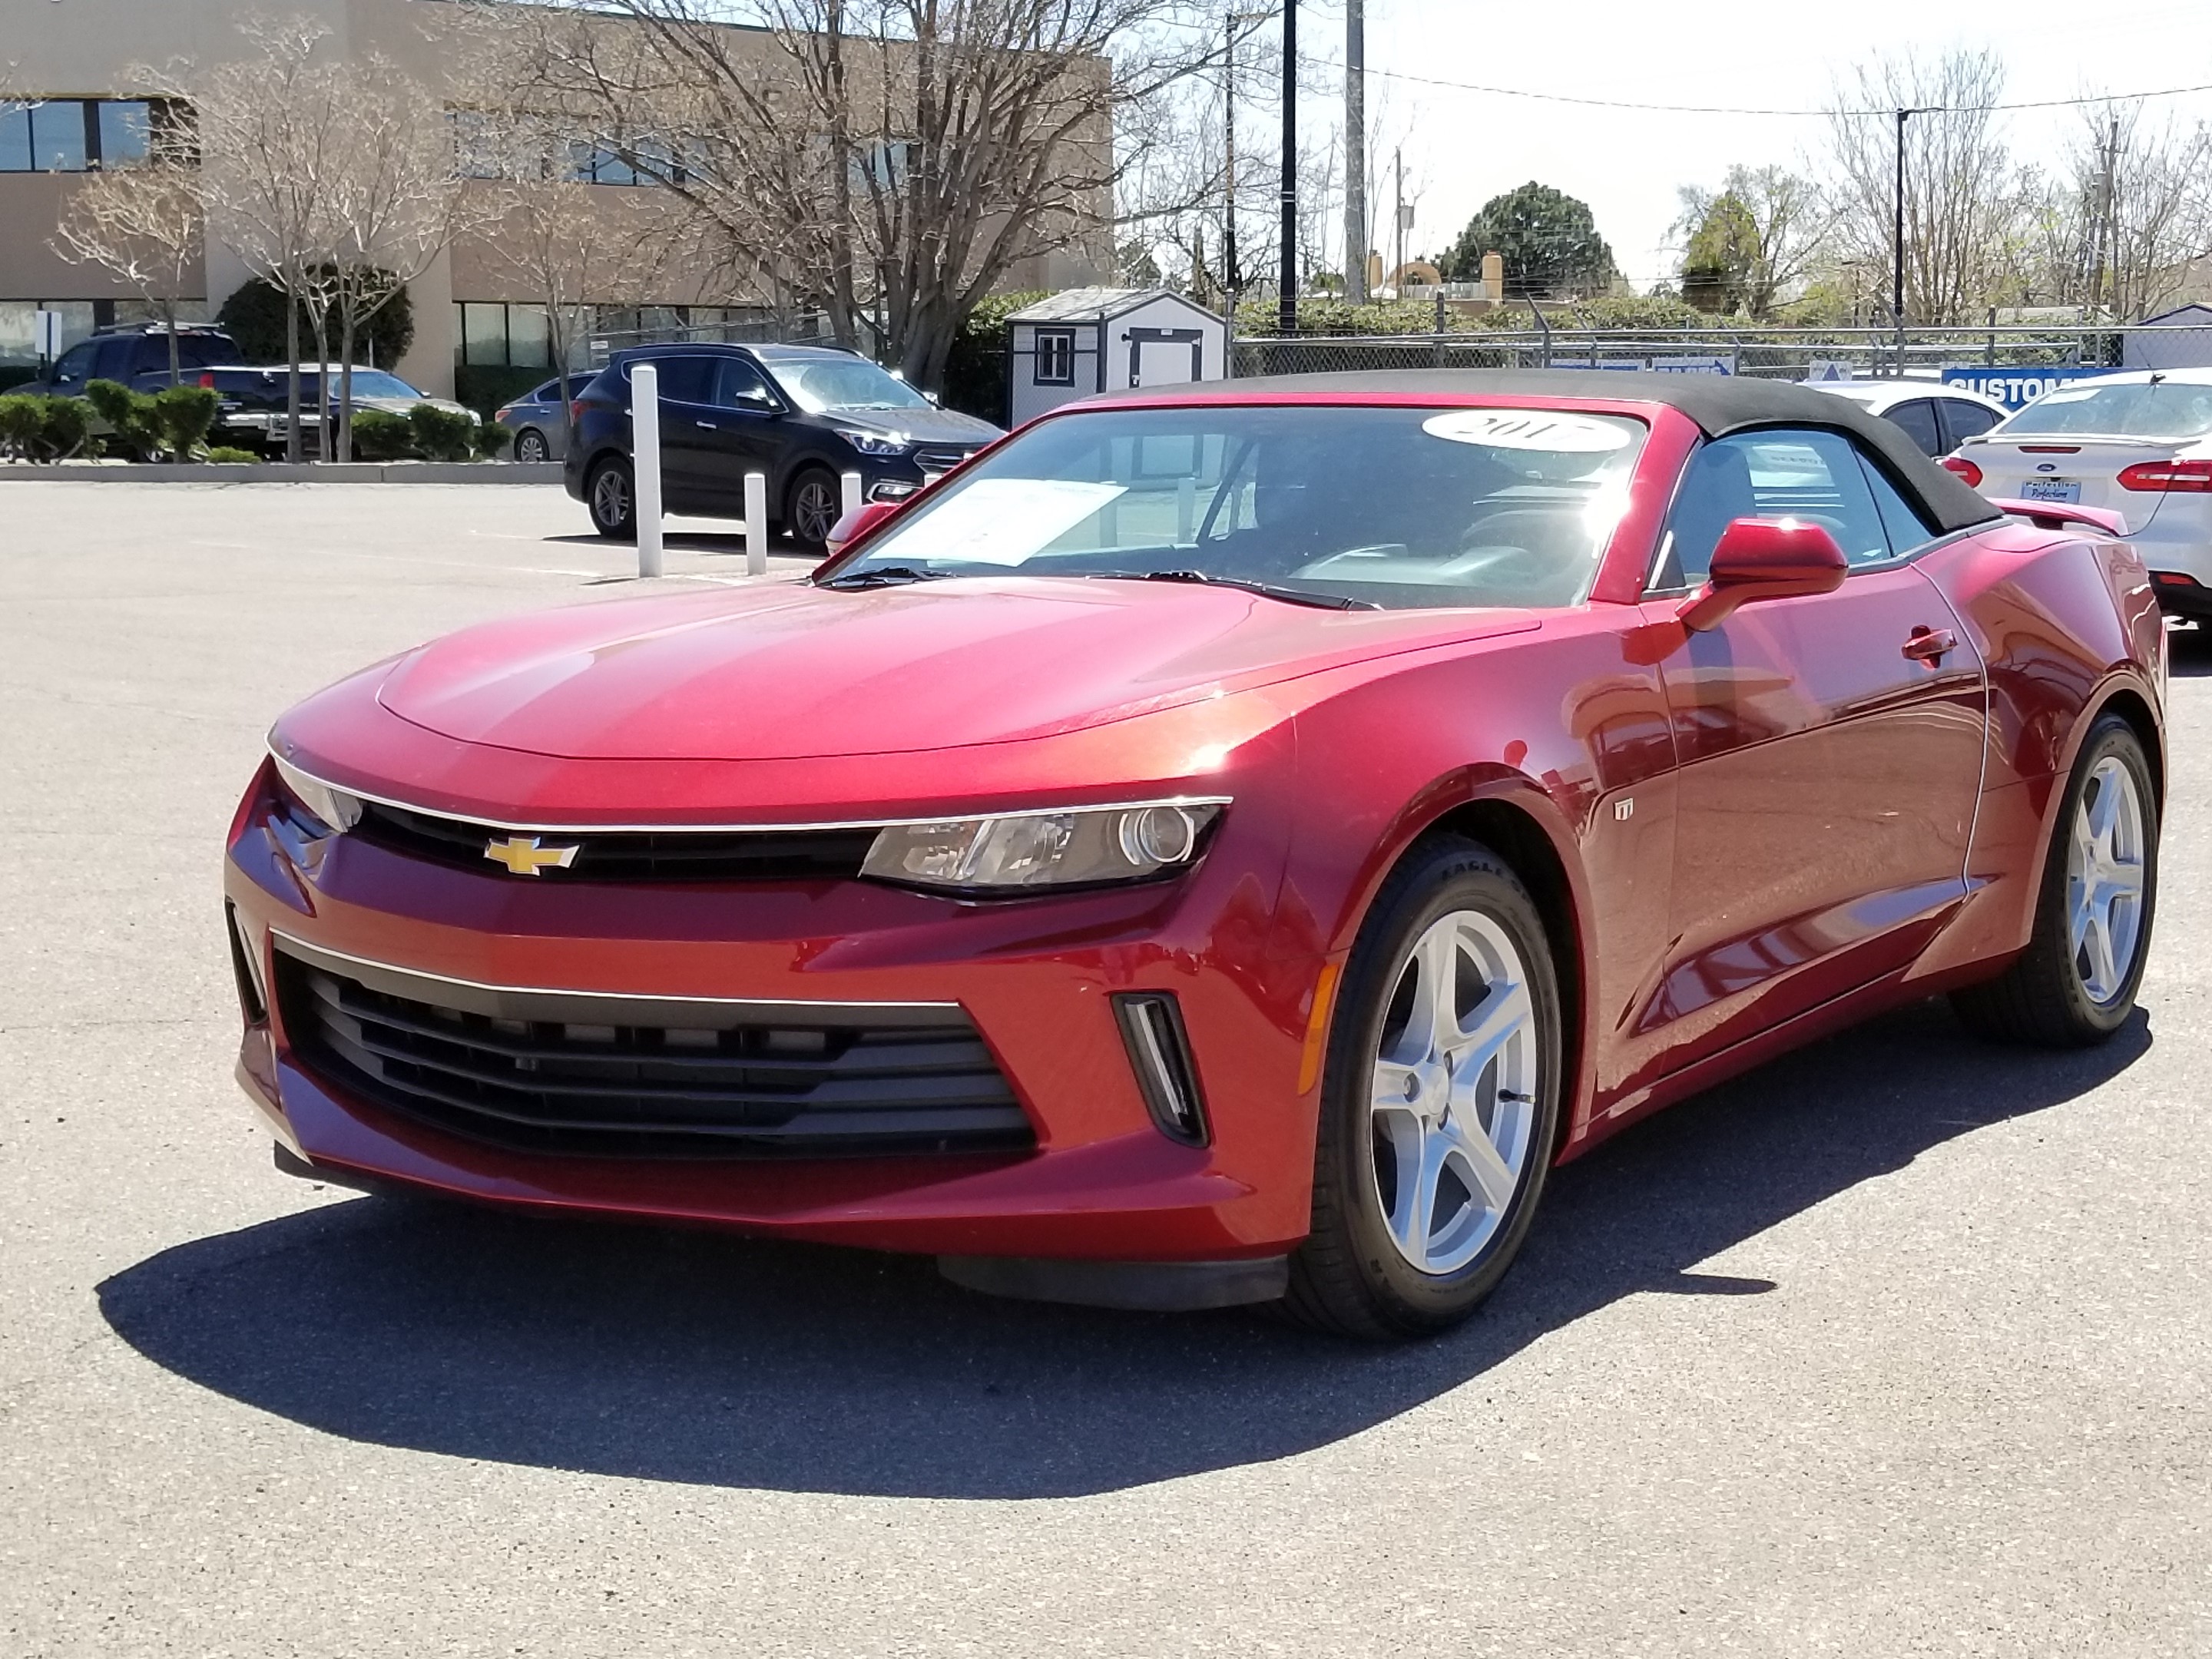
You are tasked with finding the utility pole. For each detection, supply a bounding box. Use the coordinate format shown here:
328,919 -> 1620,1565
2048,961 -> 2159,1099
1278,0 -> 1297,337
1893,106 -> 1935,377
1223,15 -> 1239,299
1393,145 -> 1405,293
1343,0 -> 1365,303
2086,113 -> 2119,319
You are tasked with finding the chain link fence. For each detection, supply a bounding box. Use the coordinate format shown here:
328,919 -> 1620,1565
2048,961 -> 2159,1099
1229,324 -> 2212,385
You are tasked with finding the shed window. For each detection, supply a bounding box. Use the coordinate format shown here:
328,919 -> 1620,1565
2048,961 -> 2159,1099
1034,329 -> 1075,386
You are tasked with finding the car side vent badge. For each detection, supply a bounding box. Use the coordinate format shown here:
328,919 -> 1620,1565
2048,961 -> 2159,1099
1112,992 -> 1210,1147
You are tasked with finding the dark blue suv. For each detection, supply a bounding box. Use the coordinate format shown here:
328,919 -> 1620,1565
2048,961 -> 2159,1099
562,342 -> 1003,549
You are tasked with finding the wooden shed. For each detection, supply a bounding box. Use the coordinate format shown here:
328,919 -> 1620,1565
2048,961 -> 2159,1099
1005,288 -> 1227,428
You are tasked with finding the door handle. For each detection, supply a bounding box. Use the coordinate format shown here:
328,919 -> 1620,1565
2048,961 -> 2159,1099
694,419 -> 718,430
1902,626 -> 1957,664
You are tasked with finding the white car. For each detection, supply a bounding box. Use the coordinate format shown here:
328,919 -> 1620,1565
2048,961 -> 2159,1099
1949,369 -> 2212,618
1806,379 -> 2011,457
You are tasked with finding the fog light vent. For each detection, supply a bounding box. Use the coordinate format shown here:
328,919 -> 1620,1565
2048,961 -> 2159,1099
227,902 -> 267,1025
1112,992 -> 1210,1147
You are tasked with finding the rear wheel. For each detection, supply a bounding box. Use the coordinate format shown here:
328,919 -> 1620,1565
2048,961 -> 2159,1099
785,465 -> 842,554
515,428 -> 549,464
1952,714 -> 2157,1045
1280,836 -> 1563,1339
586,456 -> 635,541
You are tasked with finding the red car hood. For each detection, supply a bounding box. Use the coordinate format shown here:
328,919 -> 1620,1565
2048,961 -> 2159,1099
377,578 -> 1539,761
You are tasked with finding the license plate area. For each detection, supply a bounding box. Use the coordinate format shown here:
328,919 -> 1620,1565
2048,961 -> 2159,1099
2019,477 -> 2081,502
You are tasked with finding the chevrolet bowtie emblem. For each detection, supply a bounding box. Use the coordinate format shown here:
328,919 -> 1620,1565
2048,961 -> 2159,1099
483,835 -> 580,876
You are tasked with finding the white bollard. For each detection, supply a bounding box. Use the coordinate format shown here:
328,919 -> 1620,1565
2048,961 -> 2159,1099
840,470 -> 863,523
1177,475 -> 1197,544
631,362 -> 664,578
744,472 -> 768,576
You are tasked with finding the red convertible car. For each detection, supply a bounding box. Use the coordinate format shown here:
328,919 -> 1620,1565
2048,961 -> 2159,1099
224,372 -> 2164,1339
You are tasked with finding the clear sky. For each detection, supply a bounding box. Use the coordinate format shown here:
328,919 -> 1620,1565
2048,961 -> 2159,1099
1330,0 -> 2212,289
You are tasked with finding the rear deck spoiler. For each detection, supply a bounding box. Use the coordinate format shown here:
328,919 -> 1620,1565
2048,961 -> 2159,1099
1988,499 -> 2130,538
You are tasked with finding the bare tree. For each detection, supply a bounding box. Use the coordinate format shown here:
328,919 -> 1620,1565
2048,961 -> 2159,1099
492,0 -> 1212,389
2070,102 -> 2212,321
161,17 -> 346,462
51,121 -> 207,384
319,53 -> 478,460
455,94 -> 684,449
1826,50 -> 2018,326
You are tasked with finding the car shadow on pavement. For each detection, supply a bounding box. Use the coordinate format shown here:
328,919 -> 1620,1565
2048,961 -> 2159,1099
98,999 -> 2149,1499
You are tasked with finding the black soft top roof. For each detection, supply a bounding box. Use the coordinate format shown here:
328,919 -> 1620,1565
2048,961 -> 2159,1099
1091,368 -> 2002,535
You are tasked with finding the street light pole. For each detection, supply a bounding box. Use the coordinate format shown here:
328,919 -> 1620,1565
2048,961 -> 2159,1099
1278,0 -> 1297,338
1223,14 -> 1239,300
1893,105 -> 1935,377
1344,0 -> 1365,303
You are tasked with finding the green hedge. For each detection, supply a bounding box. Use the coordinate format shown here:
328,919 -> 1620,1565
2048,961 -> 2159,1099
0,394 -> 94,461
217,271 -> 415,369
454,363 -> 550,421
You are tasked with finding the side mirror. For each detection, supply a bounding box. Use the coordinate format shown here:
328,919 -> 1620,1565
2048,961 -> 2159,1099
822,499 -> 899,562
1677,517 -> 1848,631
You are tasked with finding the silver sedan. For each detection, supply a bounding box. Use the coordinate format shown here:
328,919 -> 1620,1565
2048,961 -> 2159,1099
493,379 -> 571,463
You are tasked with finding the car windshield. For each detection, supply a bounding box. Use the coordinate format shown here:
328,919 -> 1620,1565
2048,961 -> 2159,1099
336,370 -> 426,401
2001,380 -> 2212,441
770,357 -> 932,413
829,404 -> 1647,611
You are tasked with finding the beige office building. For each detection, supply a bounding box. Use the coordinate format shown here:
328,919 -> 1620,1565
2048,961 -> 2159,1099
0,0 -> 1104,396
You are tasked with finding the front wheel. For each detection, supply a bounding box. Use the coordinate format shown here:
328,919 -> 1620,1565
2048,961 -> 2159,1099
1280,836 -> 1564,1339
585,456 -> 635,541
785,465 -> 842,554
1952,714 -> 2157,1045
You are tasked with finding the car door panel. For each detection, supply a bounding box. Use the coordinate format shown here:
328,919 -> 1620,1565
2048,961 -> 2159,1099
641,355 -> 723,510
1634,429 -> 1988,1083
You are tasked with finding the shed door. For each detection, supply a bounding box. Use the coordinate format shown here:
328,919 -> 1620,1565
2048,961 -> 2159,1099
1128,328 -> 1204,389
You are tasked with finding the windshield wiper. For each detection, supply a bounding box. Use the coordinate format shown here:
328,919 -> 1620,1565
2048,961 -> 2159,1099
1124,569 -> 1377,611
818,565 -> 952,591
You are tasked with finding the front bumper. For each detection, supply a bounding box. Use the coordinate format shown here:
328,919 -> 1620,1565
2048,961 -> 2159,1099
223,763 -> 1320,1263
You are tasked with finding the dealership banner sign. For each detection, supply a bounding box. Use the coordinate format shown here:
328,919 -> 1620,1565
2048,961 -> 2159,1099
1939,366 -> 2108,409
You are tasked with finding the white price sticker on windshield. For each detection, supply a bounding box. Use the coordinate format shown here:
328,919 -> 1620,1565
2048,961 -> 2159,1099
872,477 -> 1128,566
1422,409 -> 1633,452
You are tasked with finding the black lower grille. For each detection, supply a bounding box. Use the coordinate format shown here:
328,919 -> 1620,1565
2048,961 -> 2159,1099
352,799 -> 876,882
276,946 -> 1031,1158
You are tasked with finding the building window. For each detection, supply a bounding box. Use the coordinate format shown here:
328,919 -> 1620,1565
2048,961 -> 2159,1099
0,99 -> 174,173
0,300 -> 100,369
455,301 -> 555,368
1034,329 -> 1075,386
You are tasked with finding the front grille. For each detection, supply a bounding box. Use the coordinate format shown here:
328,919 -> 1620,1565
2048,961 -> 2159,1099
913,444 -> 975,474
276,945 -> 1031,1159
352,799 -> 876,883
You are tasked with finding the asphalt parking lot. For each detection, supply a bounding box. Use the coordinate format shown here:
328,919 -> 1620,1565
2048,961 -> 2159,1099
2,479 -> 2208,1657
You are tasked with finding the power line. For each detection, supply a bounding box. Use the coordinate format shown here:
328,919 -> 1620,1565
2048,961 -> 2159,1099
1337,61 -> 2212,118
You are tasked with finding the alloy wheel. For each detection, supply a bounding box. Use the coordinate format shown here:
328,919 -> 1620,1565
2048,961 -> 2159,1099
591,466 -> 631,529
792,477 -> 838,545
1369,908 -> 1539,1276
517,430 -> 548,463
2066,754 -> 2148,1005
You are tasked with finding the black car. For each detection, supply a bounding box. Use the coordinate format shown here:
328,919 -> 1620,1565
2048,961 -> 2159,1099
562,343 -> 1004,549
22,323 -> 240,397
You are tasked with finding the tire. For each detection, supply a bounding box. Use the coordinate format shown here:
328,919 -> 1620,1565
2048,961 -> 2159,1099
785,465 -> 842,554
585,456 -> 635,541
1280,836 -> 1565,1339
1952,714 -> 2157,1046
515,428 -> 549,464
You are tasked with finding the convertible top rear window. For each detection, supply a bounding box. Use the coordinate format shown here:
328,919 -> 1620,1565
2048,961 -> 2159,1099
833,405 -> 1648,610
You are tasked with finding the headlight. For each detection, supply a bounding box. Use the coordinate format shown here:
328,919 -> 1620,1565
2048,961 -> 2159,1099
840,430 -> 911,457
860,800 -> 1226,893
272,755 -> 363,833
